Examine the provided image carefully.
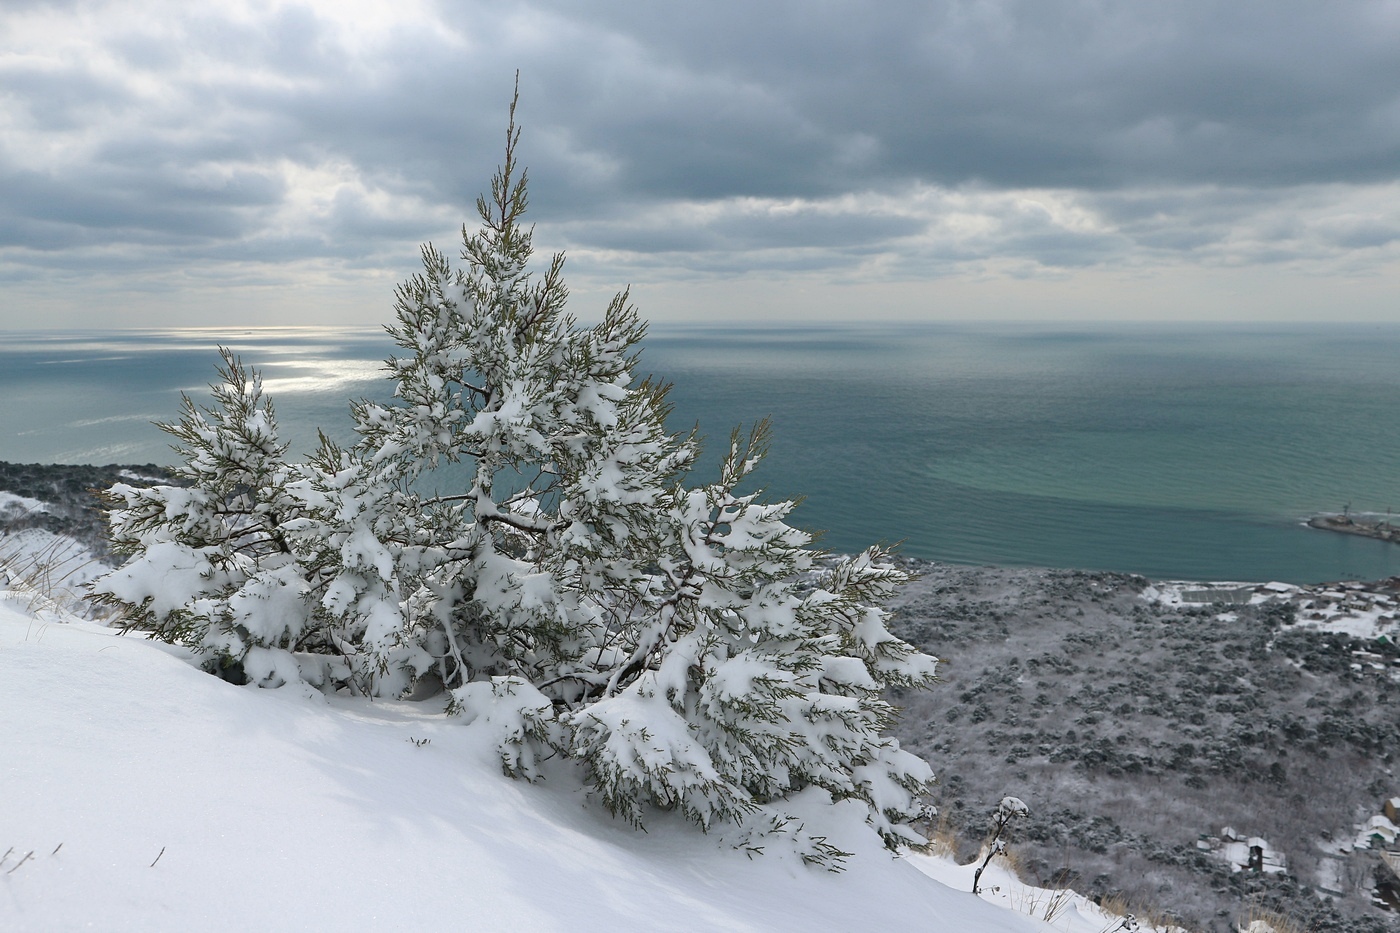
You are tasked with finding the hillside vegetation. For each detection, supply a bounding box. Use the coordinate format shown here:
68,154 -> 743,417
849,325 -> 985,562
889,562 -> 1400,932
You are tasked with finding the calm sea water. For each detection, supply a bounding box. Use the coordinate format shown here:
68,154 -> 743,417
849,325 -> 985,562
3,323 -> 1399,584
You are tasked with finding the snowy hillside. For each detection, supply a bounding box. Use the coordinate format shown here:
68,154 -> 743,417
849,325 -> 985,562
8,467 -> 1400,931
0,592 -> 1080,933
0,468 -> 1200,933
890,563 -> 1400,931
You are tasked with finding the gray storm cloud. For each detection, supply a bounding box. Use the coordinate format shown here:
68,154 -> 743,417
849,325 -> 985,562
3,0 -> 1400,323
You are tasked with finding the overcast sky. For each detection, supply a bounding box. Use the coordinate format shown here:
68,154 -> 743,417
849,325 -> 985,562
5,0 -> 1400,328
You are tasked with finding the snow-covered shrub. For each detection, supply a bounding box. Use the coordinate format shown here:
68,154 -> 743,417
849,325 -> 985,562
972,795 -> 1029,895
91,349 -> 322,681
90,93 -> 939,862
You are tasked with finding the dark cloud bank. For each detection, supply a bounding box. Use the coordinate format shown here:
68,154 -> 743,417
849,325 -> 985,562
4,0 -> 1400,322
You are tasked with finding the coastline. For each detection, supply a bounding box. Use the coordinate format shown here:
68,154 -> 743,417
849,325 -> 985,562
1308,512 -> 1400,545
4,458 -> 1400,591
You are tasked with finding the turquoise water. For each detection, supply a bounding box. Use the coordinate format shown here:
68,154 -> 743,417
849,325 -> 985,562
3,324 -> 1398,583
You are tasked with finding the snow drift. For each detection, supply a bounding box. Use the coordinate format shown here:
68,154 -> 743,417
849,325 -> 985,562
0,596 -> 1050,932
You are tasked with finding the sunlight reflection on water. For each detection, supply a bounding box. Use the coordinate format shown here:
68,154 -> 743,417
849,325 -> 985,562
5,323 -> 1400,583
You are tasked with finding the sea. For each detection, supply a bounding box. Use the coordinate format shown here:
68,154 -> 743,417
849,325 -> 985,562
3,322 -> 1399,585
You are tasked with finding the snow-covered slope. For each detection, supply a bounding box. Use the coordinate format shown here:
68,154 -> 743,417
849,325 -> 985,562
0,596 -> 1055,933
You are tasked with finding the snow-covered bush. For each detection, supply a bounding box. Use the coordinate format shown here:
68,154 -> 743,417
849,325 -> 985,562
91,348 -> 323,687
972,796 -> 1029,895
91,93 -> 939,862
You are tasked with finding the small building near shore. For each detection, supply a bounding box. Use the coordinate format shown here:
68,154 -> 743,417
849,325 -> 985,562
1202,828 -> 1286,874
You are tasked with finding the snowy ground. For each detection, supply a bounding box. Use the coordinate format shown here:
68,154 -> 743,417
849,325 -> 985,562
0,529 -> 107,623
0,588 -> 1149,933
9,479 -> 1339,932
1143,578 -> 1400,643
908,855 -> 1185,932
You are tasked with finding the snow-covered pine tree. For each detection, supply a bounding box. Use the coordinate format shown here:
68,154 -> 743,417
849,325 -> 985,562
91,348 -> 320,689
570,424 -> 939,853
91,87 -> 940,863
